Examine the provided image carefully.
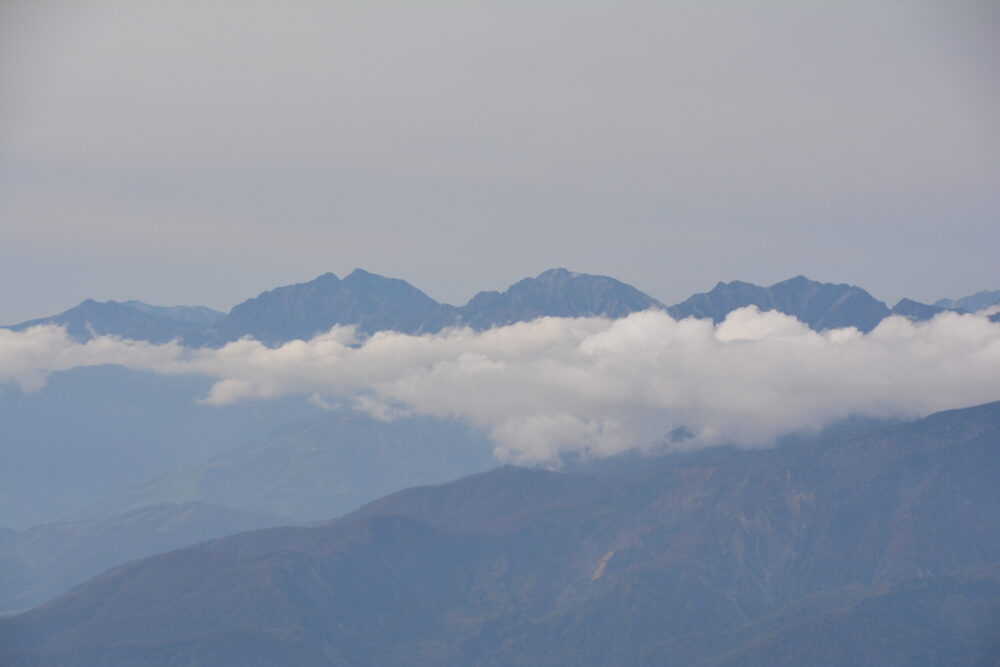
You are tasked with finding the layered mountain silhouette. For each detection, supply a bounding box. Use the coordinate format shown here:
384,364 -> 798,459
1,369 -> 498,610
890,298 -> 964,321
7,270 -> 997,345
3,402 -> 998,665
0,502 -> 286,613
936,289 -> 1000,313
889,295 -> 1000,324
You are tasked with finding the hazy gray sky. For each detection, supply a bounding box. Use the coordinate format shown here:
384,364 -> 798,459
2,1 -> 999,323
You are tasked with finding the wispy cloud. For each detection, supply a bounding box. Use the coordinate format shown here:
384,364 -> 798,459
4,308 -> 1000,463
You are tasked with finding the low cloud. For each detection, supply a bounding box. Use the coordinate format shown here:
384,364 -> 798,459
0,325 -> 184,392
3,308 -> 1000,464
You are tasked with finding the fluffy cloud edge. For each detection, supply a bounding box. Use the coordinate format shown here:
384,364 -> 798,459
3,308 -> 999,464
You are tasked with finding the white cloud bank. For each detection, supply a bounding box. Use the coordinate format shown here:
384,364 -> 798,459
3,308 -> 1000,464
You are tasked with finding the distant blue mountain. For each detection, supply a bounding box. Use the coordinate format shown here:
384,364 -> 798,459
935,289 -> 1000,313
891,289 -> 1000,323
201,268 -> 667,345
4,269 -> 668,346
889,298 -> 964,322
454,268 -> 665,330
8,271 -> 995,346
207,269 -> 456,345
667,275 -> 890,332
4,299 -> 218,344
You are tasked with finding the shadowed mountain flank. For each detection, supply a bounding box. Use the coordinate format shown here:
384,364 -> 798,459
3,402 -> 998,665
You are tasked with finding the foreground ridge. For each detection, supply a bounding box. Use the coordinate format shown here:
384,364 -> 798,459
3,401 -> 999,665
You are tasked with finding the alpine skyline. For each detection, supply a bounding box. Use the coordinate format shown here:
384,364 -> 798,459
2,1 -> 999,323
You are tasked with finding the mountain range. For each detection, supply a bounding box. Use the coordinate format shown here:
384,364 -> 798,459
3,401 -> 998,665
7,269 -> 998,346
3,268 -> 998,653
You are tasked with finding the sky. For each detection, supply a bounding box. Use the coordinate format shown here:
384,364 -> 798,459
2,1 -> 999,324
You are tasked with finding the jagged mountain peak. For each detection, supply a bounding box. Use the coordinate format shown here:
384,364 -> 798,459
342,269 -> 441,305
457,268 -> 664,329
344,267 -> 375,280
344,267 -> 399,284
211,270 -> 449,344
669,275 -> 889,332
12,270 -> 990,346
